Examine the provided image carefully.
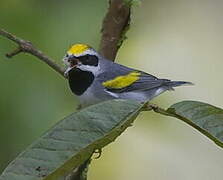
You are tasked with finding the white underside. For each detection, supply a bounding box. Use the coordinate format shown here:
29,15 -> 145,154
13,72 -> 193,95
78,86 -> 166,107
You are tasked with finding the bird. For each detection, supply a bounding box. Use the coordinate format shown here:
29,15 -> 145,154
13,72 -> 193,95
63,44 -> 192,107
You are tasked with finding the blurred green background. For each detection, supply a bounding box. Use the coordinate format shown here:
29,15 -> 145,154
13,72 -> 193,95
1,0 -> 223,179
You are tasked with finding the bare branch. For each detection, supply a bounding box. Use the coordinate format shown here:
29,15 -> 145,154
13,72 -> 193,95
0,29 -> 65,78
99,0 -> 131,61
6,48 -> 23,58
144,104 -> 173,116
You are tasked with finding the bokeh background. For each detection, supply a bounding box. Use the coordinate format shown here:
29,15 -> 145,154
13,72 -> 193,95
1,0 -> 223,179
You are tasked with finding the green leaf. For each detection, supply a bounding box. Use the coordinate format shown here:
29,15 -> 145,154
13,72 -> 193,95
0,99 -> 144,180
167,101 -> 223,148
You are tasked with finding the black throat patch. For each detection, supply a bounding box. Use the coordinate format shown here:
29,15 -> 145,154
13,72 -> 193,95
68,68 -> 94,95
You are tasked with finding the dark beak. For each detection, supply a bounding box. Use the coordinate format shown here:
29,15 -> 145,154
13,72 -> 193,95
64,57 -> 80,77
68,56 -> 79,67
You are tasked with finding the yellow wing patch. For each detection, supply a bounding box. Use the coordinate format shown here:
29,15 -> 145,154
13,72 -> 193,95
67,44 -> 90,56
102,72 -> 141,89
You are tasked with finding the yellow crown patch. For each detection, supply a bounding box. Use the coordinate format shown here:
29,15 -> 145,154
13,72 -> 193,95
67,44 -> 90,55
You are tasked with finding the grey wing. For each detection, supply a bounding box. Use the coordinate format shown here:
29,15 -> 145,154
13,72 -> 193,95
107,72 -> 172,93
120,72 -> 172,93
97,62 -> 171,93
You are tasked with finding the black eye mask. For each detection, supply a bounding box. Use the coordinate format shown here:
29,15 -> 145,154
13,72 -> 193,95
78,55 -> 98,66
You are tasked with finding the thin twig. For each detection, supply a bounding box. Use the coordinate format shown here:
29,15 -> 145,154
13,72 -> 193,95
143,103 -> 175,116
0,29 -> 65,77
99,0 -> 131,61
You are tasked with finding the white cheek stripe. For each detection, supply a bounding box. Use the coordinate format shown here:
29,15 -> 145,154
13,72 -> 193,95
78,65 -> 99,74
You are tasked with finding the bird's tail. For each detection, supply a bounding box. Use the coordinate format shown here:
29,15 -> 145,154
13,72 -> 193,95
163,80 -> 193,90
